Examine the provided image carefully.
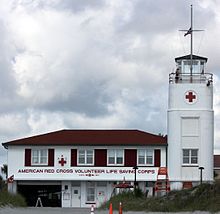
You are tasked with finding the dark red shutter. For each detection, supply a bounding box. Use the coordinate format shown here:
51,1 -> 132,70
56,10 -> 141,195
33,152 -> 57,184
125,149 -> 137,167
25,149 -> 31,166
48,149 -> 54,166
154,149 -> 161,167
71,149 -> 77,166
95,149 -> 107,166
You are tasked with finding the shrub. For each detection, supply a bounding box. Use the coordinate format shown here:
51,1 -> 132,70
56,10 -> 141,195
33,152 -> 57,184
0,191 -> 27,207
100,182 -> 220,212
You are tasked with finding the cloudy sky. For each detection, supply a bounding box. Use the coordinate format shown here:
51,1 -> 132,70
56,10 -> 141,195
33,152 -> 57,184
0,0 -> 220,165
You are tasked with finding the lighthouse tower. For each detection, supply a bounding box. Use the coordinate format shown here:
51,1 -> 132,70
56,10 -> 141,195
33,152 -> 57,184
167,6 -> 214,190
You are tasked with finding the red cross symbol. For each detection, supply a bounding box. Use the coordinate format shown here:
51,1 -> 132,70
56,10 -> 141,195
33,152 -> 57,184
58,156 -> 67,166
185,91 -> 196,103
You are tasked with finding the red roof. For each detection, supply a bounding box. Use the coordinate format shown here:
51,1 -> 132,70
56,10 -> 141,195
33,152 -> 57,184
2,129 -> 167,147
214,155 -> 220,168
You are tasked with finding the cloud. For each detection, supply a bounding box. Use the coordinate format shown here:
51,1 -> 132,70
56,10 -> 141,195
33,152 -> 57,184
0,0 -> 219,165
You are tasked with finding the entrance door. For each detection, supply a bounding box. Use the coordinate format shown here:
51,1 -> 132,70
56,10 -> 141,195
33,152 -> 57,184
96,182 -> 107,207
71,183 -> 81,207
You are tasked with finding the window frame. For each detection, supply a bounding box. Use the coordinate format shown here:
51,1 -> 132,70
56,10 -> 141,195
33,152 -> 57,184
137,149 -> 154,166
107,149 -> 124,166
86,182 -> 96,203
182,149 -> 198,166
77,149 -> 94,166
31,149 -> 48,166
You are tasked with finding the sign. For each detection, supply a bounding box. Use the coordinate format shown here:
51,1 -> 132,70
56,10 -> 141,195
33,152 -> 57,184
14,167 -> 158,181
185,90 -> 197,104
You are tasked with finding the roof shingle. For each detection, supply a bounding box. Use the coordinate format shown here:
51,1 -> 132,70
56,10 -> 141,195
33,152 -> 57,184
2,129 -> 167,147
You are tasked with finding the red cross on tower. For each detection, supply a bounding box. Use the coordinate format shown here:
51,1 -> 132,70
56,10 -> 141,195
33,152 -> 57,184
58,156 -> 67,166
185,91 -> 196,103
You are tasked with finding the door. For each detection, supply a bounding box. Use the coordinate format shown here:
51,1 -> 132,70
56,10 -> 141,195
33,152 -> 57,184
71,185 -> 81,207
96,182 -> 107,207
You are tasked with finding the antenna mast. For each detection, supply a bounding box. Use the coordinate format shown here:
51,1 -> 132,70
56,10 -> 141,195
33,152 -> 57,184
179,5 -> 203,76
190,4 -> 193,75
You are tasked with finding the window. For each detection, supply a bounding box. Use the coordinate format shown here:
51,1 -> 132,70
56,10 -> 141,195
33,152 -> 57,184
183,149 -> 198,165
86,182 -> 95,202
107,149 -> 123,165
137,149 -> 153,165
183,60 -> 199,74
97,182 -> 107,187
78,149 -> 94,165
32,149 -> 48,165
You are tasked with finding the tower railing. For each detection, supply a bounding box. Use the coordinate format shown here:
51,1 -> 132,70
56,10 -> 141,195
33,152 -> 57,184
169,72 -> 213,85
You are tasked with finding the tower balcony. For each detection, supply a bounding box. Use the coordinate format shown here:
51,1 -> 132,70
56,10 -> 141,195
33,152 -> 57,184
169,72 -> 213,86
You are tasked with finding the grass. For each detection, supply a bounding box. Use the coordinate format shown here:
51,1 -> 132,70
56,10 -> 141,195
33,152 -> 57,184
100,181 -> 220,212
0,191 -> 27,207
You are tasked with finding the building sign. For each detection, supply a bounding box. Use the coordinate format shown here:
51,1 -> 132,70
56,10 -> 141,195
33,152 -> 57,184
14,167 -> 158,181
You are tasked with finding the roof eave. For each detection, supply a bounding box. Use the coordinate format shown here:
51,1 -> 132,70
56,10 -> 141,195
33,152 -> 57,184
175,54 -> 208,62
4,143 -> 167,147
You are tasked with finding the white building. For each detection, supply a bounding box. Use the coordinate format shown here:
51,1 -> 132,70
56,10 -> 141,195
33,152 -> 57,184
2,130 -> 167,207
2,52 -> 214,207
168,54 -> 214,189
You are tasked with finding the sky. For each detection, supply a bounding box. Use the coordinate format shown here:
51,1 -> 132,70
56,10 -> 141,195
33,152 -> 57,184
0,0 -> 220,166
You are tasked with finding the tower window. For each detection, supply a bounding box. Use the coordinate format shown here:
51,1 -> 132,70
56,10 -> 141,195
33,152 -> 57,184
182,149 -> 198,165
183,60 -> 199,74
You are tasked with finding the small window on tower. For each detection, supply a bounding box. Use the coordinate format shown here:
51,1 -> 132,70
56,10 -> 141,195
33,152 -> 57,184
182,149 -> 198,165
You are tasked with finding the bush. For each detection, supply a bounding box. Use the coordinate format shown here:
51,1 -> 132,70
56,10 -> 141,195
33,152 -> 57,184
0,191 -> 27,207
100,182 -> 220,212
134,188 -> 144,197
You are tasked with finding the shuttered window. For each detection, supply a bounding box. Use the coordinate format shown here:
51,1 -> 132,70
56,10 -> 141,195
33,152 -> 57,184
32,149 -> 47,165
24,148 -> 54,166
107,149 -> 124,165
137,149 -> 153,166
77,149 -> 94,165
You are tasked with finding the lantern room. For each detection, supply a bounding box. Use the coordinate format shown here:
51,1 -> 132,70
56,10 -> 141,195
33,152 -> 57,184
175,54 -> 207,74
169,54 -> 213,85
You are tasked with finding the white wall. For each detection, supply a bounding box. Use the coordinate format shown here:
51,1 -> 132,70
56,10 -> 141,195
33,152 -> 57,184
7,145 -> 166,182
168,82 -> 214,187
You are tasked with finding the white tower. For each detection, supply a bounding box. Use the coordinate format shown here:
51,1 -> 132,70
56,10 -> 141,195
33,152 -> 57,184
167,5 -> 214,190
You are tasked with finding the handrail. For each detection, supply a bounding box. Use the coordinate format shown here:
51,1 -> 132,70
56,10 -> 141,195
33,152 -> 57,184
169,72 -> 213,84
